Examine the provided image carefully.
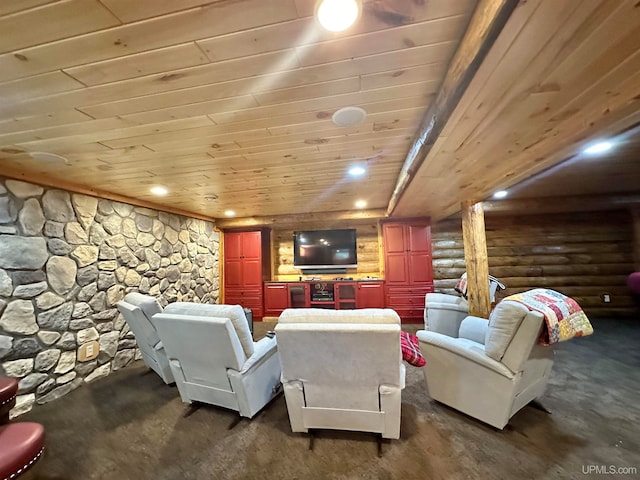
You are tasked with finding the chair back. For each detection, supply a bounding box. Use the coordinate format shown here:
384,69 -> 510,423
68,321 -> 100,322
153,303 -> 250,390
276,309 -> 401,411
116,292 -> 162,356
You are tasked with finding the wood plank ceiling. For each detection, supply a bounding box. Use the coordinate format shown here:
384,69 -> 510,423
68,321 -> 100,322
0,0 -> 638,223
0,0 -> 477,220
393,0 -> 640,220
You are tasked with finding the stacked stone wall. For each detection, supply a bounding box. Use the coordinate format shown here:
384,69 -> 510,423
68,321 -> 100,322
0,177 -> 220,416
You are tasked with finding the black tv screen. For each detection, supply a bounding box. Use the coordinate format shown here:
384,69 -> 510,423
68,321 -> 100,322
293,229 -> 357,269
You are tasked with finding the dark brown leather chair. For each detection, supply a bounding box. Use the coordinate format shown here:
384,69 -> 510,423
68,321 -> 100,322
0,377 -> 45,478
0,377 -> 18,424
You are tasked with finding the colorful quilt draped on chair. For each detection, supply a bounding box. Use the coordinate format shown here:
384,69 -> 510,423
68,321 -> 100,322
504,288 -> 593,345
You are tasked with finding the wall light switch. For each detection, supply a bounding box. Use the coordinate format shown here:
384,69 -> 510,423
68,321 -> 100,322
603,294 -> 611,303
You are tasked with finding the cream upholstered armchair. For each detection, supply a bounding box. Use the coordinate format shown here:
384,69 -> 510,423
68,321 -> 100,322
417,300 -> 554,429
116,292 -> 174,384
275,308 -> 404,441
152,303 -> 281,419
424,293 -> 469,337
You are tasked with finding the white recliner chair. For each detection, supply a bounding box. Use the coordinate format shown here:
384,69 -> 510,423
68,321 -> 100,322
116,292 -> 174,384
417,300 -> 554,429
153,303 -> 281,419
275,308 -> 405,440
424,293 -> 469,338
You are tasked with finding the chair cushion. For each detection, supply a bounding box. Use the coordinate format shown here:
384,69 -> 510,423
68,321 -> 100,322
484,300 -> 528,361
400,331 -> 425,367
123,292 -> 162,322
0,422 -> 45,479
162,303 -> 254,357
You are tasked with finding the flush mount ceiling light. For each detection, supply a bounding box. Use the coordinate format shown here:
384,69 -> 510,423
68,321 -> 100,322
28,151 -> 68,163
224,210 -> 236,217
348,165 -> 366,176
493,190 -> 508,199
355,200 -> 367,209
150,186 -> 168,196
316,0 -> 361,32
582,140 -> 614,155
332,106 -> 367,127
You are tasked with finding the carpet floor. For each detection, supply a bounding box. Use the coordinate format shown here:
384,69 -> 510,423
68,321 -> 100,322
19,317 -> 640,480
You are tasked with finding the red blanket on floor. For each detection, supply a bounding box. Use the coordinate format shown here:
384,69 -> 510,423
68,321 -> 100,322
400,331 -> 425,367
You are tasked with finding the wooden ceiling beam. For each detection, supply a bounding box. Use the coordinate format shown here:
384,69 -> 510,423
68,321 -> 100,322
215,209 -> 388,229
386,0 -> 519,216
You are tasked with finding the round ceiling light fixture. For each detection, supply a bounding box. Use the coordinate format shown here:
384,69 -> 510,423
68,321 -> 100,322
332,106 -> 367,127
28,151 -> 68,163
493,190 -> 508,199
316,0 -> 361,32
348,165 -> 366,177
355,200 -> 367,209
582,140 -> 614,155
150,186 -> 168,196
224,210 -> 236,217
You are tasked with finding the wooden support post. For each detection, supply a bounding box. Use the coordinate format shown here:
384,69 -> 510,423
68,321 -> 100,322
631,207 -> 640,271
462,201 -> 491,318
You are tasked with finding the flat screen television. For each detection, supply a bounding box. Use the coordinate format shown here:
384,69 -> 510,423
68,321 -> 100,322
293,229 -> 357,269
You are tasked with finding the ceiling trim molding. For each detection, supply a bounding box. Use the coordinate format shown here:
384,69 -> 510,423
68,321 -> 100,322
386,0 -> 520,216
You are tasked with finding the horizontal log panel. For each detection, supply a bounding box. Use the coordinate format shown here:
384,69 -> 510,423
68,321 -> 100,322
497,276 -> 630,287
490,253 -> 632,266
487,244 -> 633,256
430,212 -> 635,316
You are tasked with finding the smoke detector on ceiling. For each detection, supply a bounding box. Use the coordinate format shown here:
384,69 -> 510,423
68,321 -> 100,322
332,107 -> 367,127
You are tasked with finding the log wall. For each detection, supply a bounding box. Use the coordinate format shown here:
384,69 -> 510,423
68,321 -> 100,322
272,220 -> 382,281
432,211 -> 635,317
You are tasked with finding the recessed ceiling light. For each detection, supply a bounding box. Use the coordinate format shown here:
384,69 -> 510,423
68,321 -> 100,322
28,151 -> 68,163
355,200 -> 367,208
224,210 -> 236,217
348,165 -> 366,176
150,186 -> 168,196
493,190 -> 508,199
332,106 -> 367,127
583,141 -> 613,155
316,0 -> 360,32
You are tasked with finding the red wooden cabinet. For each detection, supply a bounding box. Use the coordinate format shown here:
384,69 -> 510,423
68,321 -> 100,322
382,220 -> 434,322
356,281 -> 385,308
263,283 -> 289,317
224,229 -> 270,320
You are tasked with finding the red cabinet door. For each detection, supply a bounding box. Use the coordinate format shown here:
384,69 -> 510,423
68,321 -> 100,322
407,224 -> 433,285
264,283 -> 289,316
224,230 -> 266,319
383,223 -> 409,285
357,282 -> 384,308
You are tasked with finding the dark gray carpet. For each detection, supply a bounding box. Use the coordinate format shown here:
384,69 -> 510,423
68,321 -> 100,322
20,318 -> 640,480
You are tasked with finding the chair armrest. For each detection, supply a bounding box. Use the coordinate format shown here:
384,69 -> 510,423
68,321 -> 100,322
417,330 -> 514,378
458,316 -> 488,344
239,336 -> 278,374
